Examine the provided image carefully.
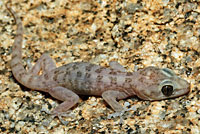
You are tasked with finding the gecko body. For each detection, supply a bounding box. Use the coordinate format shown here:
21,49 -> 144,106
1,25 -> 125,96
7,5 -> 190,118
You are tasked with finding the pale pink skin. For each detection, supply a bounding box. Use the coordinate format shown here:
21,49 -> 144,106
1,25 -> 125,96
8,6 -> 190,117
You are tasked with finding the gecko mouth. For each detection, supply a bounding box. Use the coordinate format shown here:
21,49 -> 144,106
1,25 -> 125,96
174,79 -> 190,97
175,85 -> 190,97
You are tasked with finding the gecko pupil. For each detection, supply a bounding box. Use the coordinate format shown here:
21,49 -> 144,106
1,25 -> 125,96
161,85 -> 173,96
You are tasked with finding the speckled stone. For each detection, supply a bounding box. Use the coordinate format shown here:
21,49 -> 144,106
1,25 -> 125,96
0,0 -> 200,133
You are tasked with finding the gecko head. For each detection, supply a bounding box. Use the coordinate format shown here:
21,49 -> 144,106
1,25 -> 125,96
135,67 -> 190,101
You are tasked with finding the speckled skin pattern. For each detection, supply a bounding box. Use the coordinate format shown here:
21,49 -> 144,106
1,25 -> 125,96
8,5 -> 190,117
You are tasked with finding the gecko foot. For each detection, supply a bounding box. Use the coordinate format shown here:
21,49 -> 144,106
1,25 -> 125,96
41,108 -> 74,126
52,110 -> 75,125
107,109 -> 126,124
107,102 -> 138,124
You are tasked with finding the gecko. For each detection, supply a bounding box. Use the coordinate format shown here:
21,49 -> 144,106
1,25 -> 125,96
7,3 -> 190,123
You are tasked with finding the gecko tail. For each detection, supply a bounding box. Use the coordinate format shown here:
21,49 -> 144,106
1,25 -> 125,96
6,3 -> 27,78
6,2 -> 46,91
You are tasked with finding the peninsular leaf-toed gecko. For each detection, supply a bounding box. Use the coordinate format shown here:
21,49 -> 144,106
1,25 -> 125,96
7,3 -> 190,123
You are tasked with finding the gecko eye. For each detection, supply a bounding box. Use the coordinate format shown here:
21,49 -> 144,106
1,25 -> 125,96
161,85 -> 173,96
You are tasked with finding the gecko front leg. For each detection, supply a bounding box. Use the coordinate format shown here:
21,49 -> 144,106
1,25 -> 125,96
102,90 -> 130,123
102,90 -> 128,112
109,61 -> 126,72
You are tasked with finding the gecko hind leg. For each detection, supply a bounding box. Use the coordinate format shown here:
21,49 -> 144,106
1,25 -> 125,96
109,61 -> 126,72
47,86 -> 79,125
27,53 -> 56,75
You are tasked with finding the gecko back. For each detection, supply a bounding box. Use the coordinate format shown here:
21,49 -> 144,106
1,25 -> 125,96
51,63 -> 190,100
